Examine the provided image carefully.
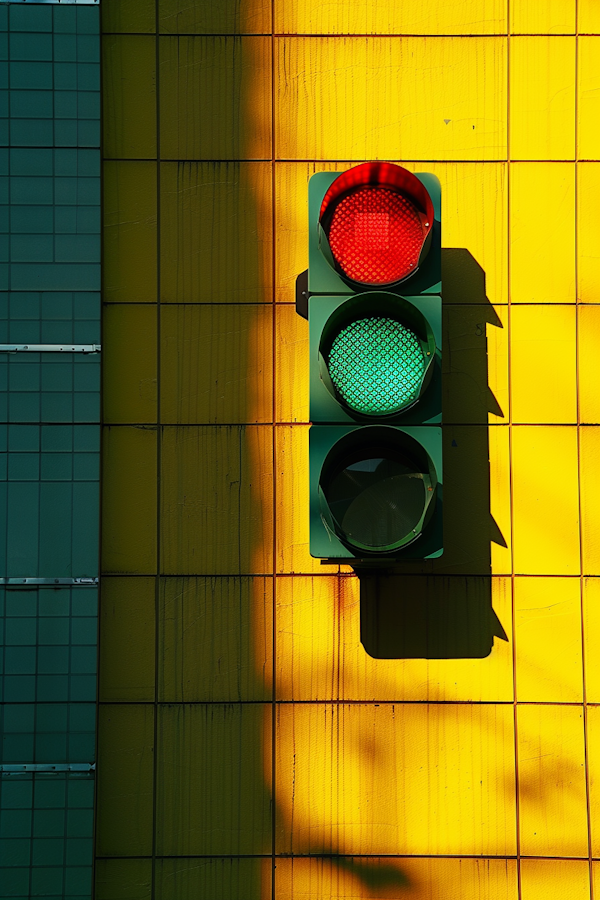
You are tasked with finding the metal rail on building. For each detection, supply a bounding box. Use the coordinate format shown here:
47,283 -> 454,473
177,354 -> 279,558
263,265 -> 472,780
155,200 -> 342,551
0,344 -> 101,353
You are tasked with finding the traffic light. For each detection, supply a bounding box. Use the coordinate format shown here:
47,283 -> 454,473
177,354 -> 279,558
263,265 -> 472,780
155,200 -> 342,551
303,162 -> 443,562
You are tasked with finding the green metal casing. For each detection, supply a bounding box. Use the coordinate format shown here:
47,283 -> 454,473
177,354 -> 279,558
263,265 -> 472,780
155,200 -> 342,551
307,168 -> 443,561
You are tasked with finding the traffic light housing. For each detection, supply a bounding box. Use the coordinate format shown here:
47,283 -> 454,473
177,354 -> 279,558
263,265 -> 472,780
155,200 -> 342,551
304,162 -> 443,562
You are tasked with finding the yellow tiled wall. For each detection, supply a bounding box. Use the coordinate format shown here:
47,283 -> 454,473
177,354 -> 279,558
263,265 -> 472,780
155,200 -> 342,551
96,1 -> 600,898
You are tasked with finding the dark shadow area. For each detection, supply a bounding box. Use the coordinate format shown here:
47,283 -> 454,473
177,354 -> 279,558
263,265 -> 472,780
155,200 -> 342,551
359,248 -> 509,659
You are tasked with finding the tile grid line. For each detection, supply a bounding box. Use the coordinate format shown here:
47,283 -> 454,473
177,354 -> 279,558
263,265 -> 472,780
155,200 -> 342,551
152,1 -> 161,897
506,4 -> 522,899
271,1 -> 278,895
576,0 -> 596,893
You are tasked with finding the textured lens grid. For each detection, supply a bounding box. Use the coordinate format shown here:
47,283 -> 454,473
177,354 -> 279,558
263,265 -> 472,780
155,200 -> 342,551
327,316 -> 426,415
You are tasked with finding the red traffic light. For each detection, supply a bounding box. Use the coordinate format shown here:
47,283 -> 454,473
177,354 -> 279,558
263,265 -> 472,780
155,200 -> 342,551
319,162 -> 434,287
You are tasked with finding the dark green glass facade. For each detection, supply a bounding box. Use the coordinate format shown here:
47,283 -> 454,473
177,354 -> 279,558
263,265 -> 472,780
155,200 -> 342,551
0,3 -> 100,898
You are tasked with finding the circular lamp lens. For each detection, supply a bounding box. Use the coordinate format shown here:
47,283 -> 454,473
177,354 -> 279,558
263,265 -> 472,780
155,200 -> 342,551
324,448 -> 428,551
327,186 -> 426,284
326,315 -> 427,415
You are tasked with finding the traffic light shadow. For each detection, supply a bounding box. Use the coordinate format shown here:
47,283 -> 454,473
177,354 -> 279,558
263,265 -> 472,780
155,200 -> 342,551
358,248 -> 509,660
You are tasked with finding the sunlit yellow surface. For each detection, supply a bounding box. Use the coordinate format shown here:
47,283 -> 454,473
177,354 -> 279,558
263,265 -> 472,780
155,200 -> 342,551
274,0 -> 506,36
510,305 -> 576,424
510,163 -> 576,303
579,38 -> 600,161
276,857 -> 518,900
276,575 -> 513,702
584,578 -> 600,701
578,163 -> 600,302
520,859 -> 589,900
99,2 -> 600,897
579,306 -> 600,423
509,37 -> 575,160
580,426 -> 600,575
514,576 -> 582,702
274,702 -> 516,855
275,38 -> 507,161
509,1 -> 575,35
511,426 -> 579,574
517,704 -> 588,857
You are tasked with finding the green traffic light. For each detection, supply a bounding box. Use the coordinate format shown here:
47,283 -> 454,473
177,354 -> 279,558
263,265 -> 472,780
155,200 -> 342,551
326,315 -> 426,415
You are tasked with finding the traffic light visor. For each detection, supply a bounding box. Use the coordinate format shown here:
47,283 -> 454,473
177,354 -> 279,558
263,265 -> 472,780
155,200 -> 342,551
319,427 -> 438,553
319,163 -> 434,287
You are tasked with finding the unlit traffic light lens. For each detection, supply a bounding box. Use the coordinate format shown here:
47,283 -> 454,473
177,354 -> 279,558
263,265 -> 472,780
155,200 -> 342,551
326,315 -> 427,415
327,186 -> 426,284
324,451 -> 428,551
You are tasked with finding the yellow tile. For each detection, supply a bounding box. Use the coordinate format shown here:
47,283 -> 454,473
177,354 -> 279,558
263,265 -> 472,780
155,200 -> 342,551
160,161 -> 272,304
156,703 -> 271,855
509,37 -> 575,160
510,163 -> 576,303
514,576 -> 583,702
96,705 -> 155,856
517,704 -> 588,857
158,576 -> 273,701
102,426 -> 157,574
581,427 -> 600,575
584,578 -> 600,701
579,38 -> 600,160
275,305 -> 309,424
511,426 -> 580,575
276,426 -> 339,574
274,0 -> 506,35
510,305 -> 577,423
443,305 -> 508,424
103,161 -> 157,304
589,715 -> 600,864
160,305 -> 272,424
579,306 -> 600,423
276,575 -> 513,702
589,706 -> 600,856
509,2 -> 576,34
578,164 -> 600,302
275,703 -> 516,855
102,0 -> 156,33
520,859 -> 589,900
593,862 -> 600,900
275,857 -> 518,900
103,35 -> 156,159
275,38 -> 507,161
580,2 -> 600,34
103,305 -> 157,424
99,576 -> 156,702
161,426 -> 273,575
95,859 -> 152,900
275,162 -> 508,307
437,425 -> 512,575
155,858 -> 271,900
159,36 -> 271,160
159,0 -> 271,33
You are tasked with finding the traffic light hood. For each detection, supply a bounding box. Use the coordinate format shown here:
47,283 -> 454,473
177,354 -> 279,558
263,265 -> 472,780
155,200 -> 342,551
318,162 -> 435,289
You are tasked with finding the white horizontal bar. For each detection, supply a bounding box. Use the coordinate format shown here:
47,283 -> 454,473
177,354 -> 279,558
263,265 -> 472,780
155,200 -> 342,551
0,577 -> 98,586
0,763 -> 95,773
0,344 -> 100,353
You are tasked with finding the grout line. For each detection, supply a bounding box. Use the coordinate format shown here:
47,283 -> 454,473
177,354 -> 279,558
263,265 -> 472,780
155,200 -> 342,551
152,3 -> 161,898
271,3 -> 278,896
